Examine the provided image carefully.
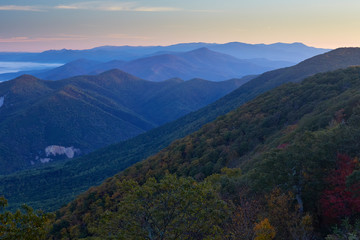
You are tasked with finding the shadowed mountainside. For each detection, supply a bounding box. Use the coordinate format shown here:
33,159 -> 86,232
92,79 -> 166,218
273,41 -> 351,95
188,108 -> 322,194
0,70 -> 250,174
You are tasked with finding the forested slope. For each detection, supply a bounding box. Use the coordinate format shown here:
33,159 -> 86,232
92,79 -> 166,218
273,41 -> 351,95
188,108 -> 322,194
51,67 -> 360,239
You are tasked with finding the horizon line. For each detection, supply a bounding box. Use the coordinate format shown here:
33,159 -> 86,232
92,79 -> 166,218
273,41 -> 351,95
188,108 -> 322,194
0,41 -> 332,53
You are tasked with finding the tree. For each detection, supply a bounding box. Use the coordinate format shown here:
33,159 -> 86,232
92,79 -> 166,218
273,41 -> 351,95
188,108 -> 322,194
93,174 -> 228,240
250,131 -> 335,215
0,196 -> 52,240
266,188 -> 313,240
254,218 -> 276,240
204,167 -> 262,240
224,190 -> 262,240
325,218 -> 360,240
320,154 -> 360,224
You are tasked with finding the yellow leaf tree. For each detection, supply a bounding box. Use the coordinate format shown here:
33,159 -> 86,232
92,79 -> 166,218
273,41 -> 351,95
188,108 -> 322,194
254,218 -> 276,240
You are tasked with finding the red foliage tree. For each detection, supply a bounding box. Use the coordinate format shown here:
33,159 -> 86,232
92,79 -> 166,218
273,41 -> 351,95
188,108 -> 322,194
320,153 -> 360,224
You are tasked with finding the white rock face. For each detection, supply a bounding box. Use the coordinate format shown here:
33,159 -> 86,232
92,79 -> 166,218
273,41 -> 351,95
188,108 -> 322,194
45,145 -> 80,159
0,96 -> 4,108
40,158 -> 51,163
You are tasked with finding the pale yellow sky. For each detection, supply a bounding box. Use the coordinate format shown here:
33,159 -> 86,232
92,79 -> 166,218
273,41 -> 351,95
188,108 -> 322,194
0,0 -> 359,51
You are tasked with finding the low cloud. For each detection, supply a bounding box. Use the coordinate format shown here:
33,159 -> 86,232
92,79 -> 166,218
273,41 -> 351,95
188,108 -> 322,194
55,1 -> 181,12
0,36 -> 87,43
0,2 -> 214,13
0,34 -> 150,43
133,7 -> 180,12
0,5 -> 43,11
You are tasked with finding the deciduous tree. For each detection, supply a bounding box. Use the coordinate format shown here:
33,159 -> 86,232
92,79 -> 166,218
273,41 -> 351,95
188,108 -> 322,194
93,174 -> 228,240
254,218 -> 276,240
320,154 -> 360,224
266,188 -> 313,240
0,196 -> 52,240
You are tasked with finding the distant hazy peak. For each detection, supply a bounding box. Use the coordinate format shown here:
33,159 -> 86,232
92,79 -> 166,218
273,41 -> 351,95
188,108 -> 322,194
98,68 -> 143,80
187,47 -> 212,53
184,47 -> 232,58
12,74 -> 40,84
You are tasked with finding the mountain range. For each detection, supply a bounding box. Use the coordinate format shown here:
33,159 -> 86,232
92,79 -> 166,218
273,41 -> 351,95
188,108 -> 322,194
116,48 -> 292,82
0,42 -> 329,63
0,70 -> 250,174
1,47 -> 359,212
0,48 -> 294,82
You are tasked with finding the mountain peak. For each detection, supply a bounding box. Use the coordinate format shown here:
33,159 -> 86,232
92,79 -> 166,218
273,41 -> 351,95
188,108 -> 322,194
98,68 -> 143,81
12,74 -> 40,84
183,47 -> 239,61
187,47 -> 213,54
271,42 -> 307,47
8,74 -> 51,96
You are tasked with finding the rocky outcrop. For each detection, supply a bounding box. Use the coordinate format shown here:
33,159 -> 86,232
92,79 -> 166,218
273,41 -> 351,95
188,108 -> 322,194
35,145 -> 81,164
45,145 -> 80,159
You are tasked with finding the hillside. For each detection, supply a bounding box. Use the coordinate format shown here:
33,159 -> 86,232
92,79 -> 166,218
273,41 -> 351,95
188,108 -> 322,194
51,66 -> 360,239
0,70 -> 248,174
0,48 -> 358,213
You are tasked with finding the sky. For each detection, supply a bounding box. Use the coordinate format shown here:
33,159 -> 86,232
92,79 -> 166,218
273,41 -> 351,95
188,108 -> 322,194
0,0 -> 360,52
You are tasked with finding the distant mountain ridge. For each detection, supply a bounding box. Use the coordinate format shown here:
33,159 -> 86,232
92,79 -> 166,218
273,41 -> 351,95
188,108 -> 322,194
117,47 -> 284,81
0,41 -> 329,63
0,47 -> 294,82
0,70 -> 251,174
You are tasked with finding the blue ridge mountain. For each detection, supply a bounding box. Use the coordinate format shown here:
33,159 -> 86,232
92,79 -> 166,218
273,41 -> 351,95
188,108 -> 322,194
0,69 -> 251,174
